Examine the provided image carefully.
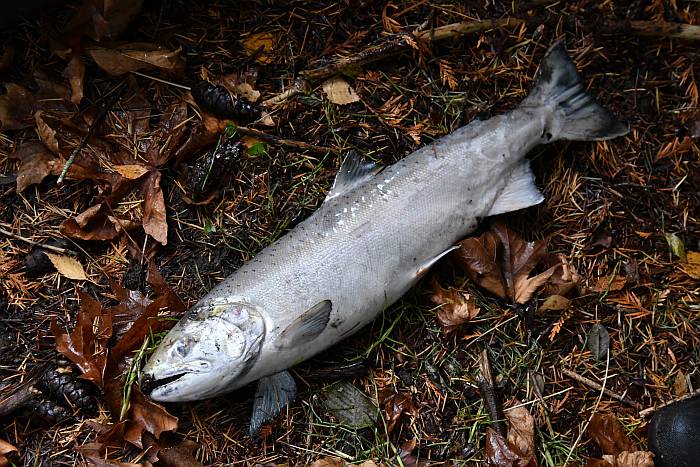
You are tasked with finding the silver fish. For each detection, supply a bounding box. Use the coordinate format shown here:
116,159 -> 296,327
141,42 -> 627,433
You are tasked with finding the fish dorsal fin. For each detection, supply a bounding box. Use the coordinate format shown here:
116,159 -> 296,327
487,161 -> 544,216
249,370 -> 297,435
325,152 -> 381,202
276,300 -> 332,349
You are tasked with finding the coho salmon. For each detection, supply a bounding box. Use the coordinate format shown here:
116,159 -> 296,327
141,42 -> 628,434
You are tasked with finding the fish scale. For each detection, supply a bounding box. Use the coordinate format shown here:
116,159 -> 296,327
141,42 -> 628,435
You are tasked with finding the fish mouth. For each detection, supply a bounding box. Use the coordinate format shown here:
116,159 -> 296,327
140,371 -> 188,397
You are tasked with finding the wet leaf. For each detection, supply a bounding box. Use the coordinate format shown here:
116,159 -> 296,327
665,233 -> 686,261
454,222 -> 557,304
142,171 -> 168,245
588,413 -> 636,455
601,451 -> 654,467
381,390 -> 418,434
10,142 -> 65,192
65,0 -> 145,41
589,275 -> 626,293
505,404 -> 536,461
0,439 -> 18,467
682,251 -> 700,279
485,427 -> 537,467
63,55 -> 86,105
321,381 -> 379,429
431,278 -> 480,332
241,32 -> 276,64
123,388 -> 178,449
34,111 -> 60,154
0,83 -> 34,130
87,43 -> 185,76
114,164 -> 150,180
322,76 -> 361,105
45,252 -> 88,280
588,324 -> 610,361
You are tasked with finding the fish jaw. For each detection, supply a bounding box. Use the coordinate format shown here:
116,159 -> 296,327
140,298 -> 266,401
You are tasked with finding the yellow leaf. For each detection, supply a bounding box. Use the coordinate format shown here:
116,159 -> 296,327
114,164 -> 150,179
45,252 -> 88,280
241,32 -> 276,64
540,294 -> 571,312
321,76 -> 360,105
683,251 -> 700,279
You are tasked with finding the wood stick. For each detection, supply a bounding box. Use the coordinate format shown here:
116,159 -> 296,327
639,388 -> 700,418
561,368 -> 641,409
479,349 -> 506,436
235,125 -> 338,154
0,227 -> 75,255
623,20 -> 700,41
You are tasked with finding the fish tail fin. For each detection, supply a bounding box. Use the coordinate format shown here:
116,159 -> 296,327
523,41 -> 628,141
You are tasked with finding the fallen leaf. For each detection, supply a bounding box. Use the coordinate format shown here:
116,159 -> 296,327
114,164 -> 150,180
0,439 -> 18,467
682,251 -> 700,279
63,55 -> 86,105
64,0 -> 144,40
588,413 -> 636,456
601,451 -> 654,467
542,254 -> 581,297
539,295 -> 570,312
505,404 -> 536,461
431,278 -> 480,332
241,32 -> 276,64
35,111 -> 60,154
589,275 -> 626,293
0,83 -> 34,130
322,76 -> 361,105
142,171 -> 168,245
0,47 -> 14,72
310,458 -> 346,467
381,390 -> 418,434
10,142 -> 65,192
87,43 -> 184,76
45,252 -> 88,280
234,82 -> 260,102
123,388 -> 178,449
485,427 -> 537,467
321,381 -> 379,429
665,233 -> 686,261
148,437 -> 202,467
588,324 -> 610,361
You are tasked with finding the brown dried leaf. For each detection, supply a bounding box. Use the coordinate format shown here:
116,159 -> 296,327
431,278 -> 480,332
381,391 -> 418,434
505,404 -> 536,461
683,251 -> 700,279
589,276 -> 626,293
0,439 -> 18,467
539,295 -> 570,312
322,76 -> 360,105
45,252 -> 88,280
34,111 -> 60,154
588,413 -> 636,456
0,83 -> 34,130
123,388 -> 178,449
65,0 -> 144,40
601,451 -> 654,467
114,164 -> 150,180
485,427 -> 537,467
310,457 -> 346,467
542,254 -> 581,297
63,55 -> 86,105
241,32 -> 276,64
142,171 -> 168,245
454,230 -> 507,298
10,142 -> 65,192
87,43 -> 184,76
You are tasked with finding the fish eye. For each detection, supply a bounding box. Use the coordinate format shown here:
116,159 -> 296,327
174,340 -> 191,358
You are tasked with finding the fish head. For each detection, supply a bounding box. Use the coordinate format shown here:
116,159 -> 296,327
140,297 -> 265,401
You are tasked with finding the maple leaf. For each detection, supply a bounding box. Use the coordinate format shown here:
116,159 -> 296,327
430,277 -> 480,332
87,43 -> 185,76
484,427 -> 537,467
588,413 -> 636,456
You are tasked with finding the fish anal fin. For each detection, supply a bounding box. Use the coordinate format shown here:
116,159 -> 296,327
276,300 -> 332,349
416,246 -> 460,278
325,151 -> 382,202
249,370 -> 297,435
487,162 -> 544,217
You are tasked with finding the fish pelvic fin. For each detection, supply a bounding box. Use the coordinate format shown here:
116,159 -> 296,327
487,161 -> 544,216
249,370 -> 297,435
522,41 -> 628,141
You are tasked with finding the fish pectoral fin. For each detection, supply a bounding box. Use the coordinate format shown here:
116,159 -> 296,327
324,151 -> 382,202
276,300 -> 332,349
415,246 -> 460,278
249,370 -> 297,435
487,161 -> 544,217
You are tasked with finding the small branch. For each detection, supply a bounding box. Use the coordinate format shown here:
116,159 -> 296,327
262,17 -> 523,107
561,368 -> 640,409
478,349 -> 506,437
0,384 -> 39,417
235,125 -> 338,154
617,20 -> 700,41
639,387 -> 700,418
0,227 -> 75,255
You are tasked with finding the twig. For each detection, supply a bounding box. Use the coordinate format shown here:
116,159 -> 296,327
561,368 -> 641,409
478,349 -> 505,436
262,17 -> 523,107
0,383 -> 39,417
130,70 -> 193,90
639,387 -> 700,418
235,125 -> 338,154
617,20 -> 700,41
0,227 -> 75,255
57,82 -> 126,183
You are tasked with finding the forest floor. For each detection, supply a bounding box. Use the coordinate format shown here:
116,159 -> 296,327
0,0 -> 699,465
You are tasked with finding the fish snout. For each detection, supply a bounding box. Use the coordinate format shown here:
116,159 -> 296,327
139,372 -> 157,396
